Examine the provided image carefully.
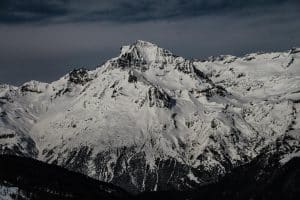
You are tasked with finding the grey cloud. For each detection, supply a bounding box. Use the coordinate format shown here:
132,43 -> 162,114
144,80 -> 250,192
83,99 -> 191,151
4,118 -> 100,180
0,0 -> 69,23
0,0 -> 299,24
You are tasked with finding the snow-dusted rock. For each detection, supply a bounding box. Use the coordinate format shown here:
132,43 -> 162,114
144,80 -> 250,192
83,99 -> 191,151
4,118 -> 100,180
0,41 -> 299,193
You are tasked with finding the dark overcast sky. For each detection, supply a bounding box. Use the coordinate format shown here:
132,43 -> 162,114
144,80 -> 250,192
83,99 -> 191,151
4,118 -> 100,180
0,0 -> 300,85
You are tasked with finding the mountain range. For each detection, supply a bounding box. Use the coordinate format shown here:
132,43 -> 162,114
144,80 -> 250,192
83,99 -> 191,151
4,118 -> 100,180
0,40 -> 299,197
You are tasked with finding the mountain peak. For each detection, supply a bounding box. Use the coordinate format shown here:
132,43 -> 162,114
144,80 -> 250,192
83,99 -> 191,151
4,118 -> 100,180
135,40 -> 157,46
120,40 -> 158,54
119,40 -> 174,64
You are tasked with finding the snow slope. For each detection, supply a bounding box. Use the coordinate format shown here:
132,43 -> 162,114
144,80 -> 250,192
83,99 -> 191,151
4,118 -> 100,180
0,41 -> 299,192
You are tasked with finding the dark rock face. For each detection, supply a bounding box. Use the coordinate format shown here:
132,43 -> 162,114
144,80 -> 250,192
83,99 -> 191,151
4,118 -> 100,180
0,134 -> 38,158
60,146 -> 93,175
148,87 -> 176,109
117,48 -> 148,70
290,47 -> 300,54
69,68 -> 91,85
136,156 -> 300,200
106,155 -> 193,194
286,57 -> 295,68
45,146 -> 204,194
21,84 -> 42,93
175,60 -> 193,74
128,71 -> 138,83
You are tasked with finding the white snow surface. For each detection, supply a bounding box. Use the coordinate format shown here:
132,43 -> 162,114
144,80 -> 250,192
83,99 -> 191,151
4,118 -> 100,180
0,185 -> 19,200
0,41 -> 299,190
280,151 -> 300,165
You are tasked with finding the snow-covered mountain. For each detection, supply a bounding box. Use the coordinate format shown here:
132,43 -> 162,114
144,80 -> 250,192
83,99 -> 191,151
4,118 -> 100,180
0,40 -> 299,193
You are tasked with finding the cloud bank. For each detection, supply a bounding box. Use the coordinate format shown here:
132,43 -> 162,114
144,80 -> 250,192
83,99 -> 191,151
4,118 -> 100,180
1,0 -> 299,24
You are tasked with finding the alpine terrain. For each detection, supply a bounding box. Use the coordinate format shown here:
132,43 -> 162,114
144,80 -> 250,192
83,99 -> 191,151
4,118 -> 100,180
0,40 -> 300,194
